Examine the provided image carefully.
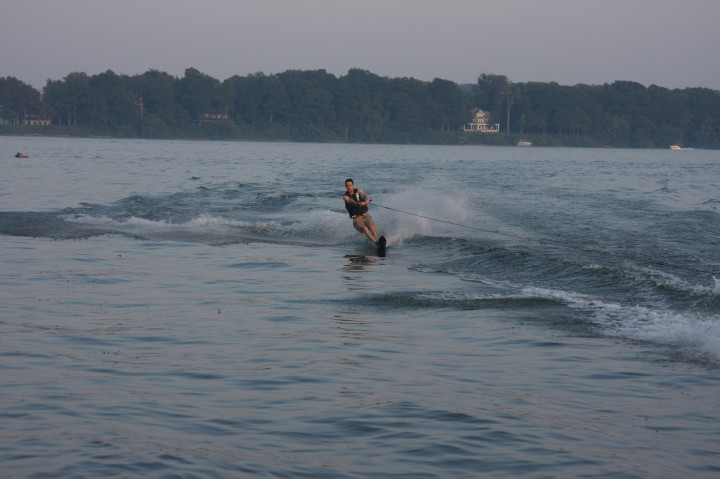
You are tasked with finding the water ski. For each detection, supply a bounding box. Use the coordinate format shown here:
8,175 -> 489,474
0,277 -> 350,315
376,235 -> 387,255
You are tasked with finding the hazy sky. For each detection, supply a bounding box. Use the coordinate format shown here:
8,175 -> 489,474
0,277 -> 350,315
3,0 -> 719,90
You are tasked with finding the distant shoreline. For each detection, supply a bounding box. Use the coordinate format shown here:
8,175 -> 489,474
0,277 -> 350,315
3,69 -> 718,149
1,130 -> 658,149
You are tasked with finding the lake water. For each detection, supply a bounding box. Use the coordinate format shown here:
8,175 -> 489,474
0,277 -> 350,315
1,136 -> 719,478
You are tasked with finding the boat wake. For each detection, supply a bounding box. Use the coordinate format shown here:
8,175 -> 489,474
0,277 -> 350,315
58,210 -> 354,247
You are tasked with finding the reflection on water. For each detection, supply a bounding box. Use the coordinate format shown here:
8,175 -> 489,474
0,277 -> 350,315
331,312 -> 379,346
342,254 -> 379,292
343,254 -> 378,270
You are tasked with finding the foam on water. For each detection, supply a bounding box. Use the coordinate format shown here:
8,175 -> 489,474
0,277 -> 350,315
372,179 -> 477,246
631,267 -> 720,297
595,304 -> 720,358
520,285 -> 720,360
415,277 -> 720,361
62,209 -> 355,245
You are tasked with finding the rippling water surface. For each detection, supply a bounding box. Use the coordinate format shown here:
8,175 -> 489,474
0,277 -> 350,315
1,136 -> 719,478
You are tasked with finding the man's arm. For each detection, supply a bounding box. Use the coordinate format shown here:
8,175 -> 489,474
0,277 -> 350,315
357,189 -> 372,206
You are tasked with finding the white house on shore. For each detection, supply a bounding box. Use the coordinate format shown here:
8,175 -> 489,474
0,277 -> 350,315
22,115 -> 52,126
0,113 -> 52,126
461,108 -> 500,133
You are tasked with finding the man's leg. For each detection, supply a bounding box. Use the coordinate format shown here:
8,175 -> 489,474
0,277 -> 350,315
362,225 -> 378,243
367,222 -> 379,243
354,217 -> 378,243
363,215 -> 379,243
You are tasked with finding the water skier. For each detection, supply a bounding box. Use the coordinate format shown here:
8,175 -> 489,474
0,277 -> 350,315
343,178 -> 381,245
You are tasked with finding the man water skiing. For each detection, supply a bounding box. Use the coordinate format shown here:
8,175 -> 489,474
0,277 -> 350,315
343,178 -> 384,247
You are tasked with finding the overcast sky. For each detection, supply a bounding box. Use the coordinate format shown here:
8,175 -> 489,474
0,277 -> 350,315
3,0 -> 718,91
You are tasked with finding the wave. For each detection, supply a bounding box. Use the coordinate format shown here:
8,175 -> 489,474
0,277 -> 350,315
520,285 -> 720,362
414,236 -> 720,302
369,283 -> 720,362
0,207 -> 356,246
398,248 -> 720,363
58,210 -> 355,246
626,266 -> 720,297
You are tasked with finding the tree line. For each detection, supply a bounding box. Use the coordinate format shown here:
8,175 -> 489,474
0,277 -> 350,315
1,68 -> 719,148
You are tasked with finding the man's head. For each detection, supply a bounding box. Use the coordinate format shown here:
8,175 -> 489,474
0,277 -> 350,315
344,179 -> 354,193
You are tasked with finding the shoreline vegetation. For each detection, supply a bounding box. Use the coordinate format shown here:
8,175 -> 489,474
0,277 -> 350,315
1,130 -> 614,149
2,68 -> 719,149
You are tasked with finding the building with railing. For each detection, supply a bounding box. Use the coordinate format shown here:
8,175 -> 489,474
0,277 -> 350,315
199,113 -> 231,123
461,109 -> 500,133
0,113 -> 52,126
21,115 -> 52,126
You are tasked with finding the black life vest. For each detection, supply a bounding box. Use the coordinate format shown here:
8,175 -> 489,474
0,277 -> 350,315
344,188 -> 368,218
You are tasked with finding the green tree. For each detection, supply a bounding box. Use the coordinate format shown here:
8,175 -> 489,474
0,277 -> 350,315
42,79 -> 70,125
176,68 -> 222,121
428,78 -> 469,131
384,77 -> 429,133
42,72 -> 91,126
335,69 -> 385,141
228,73 -> 264,125
128,69 -> 192,137
87,70 -> 139,134
0,76 -> 41,123
276,69 -> 338,139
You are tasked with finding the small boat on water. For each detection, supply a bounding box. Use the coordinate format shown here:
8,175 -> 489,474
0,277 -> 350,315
669,145 -> 682,150
516,140 -> 532,147
15,152 -> 29,158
